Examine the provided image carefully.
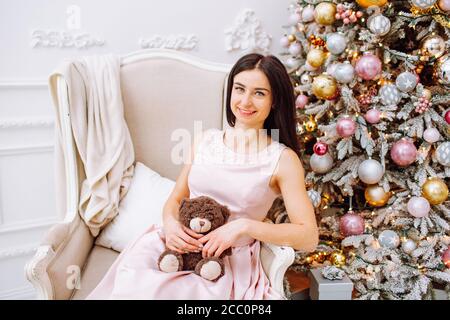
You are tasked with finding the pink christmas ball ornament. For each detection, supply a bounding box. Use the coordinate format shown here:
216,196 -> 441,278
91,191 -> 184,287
438,0 -> 450,12
340,212 -> 365,236
407,196 -> 431,218
365,108 -> 381,124
390,138 -> 417,166
313,141 -> 328,156
296,94 -> 309,109
336,117 -> 357,137
443,248 -> 450,268
423,127 -> 440,143
355,53 -> 382,80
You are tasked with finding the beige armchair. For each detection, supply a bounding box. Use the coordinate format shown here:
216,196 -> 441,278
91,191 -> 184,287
25,49 -> 295,300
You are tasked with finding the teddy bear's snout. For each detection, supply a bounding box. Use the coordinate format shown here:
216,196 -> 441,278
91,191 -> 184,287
190,218 -> 212,233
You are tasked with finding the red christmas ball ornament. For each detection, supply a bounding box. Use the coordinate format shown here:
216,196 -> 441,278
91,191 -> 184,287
445,109 -> 450,124
313,141 -> 328,156
339,211 -> 365,236
443,248 -> 450,268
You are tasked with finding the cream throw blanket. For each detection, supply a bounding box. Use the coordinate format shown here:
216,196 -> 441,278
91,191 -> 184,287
49,54 -> 134,236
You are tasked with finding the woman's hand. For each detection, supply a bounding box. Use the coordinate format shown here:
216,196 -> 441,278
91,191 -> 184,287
199,219 -> 249,258
163,216 -> 204,254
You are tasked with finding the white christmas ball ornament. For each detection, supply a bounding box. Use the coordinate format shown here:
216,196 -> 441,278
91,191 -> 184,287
334,62 -> 355,84
300,73 -> 312,85
301,6 -> 315,22
286,57 -> 301,69
402,239 -> 417,254
407,196 -> 431,218
379,84 -> 401,106
288,13 -> 302,25
310,153 -> 334,174
326,33 -> 347,55
423,128 -> 440,143
326,63 -> 339,77
358,159 -> 384,184
378,230 -> 400,249
396,71 -> 418,93
367,14 -> 391,36
435,142 -> 450,166
307,190 -> 321,208
411,0 -> 437,9
289,42 -> 302,56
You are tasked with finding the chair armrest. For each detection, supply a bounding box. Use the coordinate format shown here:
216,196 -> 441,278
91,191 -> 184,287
25,215 -> 94,300
260,242 -> 295,299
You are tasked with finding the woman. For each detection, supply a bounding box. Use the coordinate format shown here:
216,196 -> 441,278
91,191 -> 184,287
87,53 -> 318,300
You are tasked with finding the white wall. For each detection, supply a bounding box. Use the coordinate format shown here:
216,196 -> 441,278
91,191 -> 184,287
0,0 -> 294,299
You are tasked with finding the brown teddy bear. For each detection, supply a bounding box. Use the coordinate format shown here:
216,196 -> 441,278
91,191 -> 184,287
158,196 -> 232,281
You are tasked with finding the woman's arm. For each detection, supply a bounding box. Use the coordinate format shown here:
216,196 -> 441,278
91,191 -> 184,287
244,148 -> 319,251
162,134 -> 204,253
200,148 -> 319,257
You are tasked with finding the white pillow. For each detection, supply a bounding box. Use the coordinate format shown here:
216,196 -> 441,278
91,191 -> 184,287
96,162 -> 175,252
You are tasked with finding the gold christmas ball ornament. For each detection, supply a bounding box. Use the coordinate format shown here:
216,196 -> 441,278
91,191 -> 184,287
420,35 -> 446,59
365,185 -> 391,207
422,177 -> 449,205
304,116 -> 318,132
312,74 -> 338,100
330,252 -> 346,267
314,2 -> 336,25
422,88 -> 432,100
307,48 -> 327,68
287,34 -> 297,43
356,0 -> 388,8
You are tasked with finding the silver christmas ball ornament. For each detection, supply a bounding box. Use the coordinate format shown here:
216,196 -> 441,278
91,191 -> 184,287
436,54 -> 450,87
333,62 -> 355,84
326,33 -> 347,55
367,13 -> 391,36
378,230 -> 400,249
358,159 -> 384,184
379,84 -> 401,106
411,0 -> 437,10
396,71 -> 418,93
307,190 -> 321,208
435,142 -> 450,167
402,239 -> 417,254
310,153 -> 334,174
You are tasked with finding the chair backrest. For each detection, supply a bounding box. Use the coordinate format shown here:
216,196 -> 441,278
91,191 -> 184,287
120,49 -> 231,180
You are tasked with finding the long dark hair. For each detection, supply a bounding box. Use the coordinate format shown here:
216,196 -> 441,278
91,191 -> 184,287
225,53 -> 300,158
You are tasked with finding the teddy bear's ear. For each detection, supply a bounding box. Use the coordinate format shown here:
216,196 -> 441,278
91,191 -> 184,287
180,198 -> 189,210
221,205 -> 230,222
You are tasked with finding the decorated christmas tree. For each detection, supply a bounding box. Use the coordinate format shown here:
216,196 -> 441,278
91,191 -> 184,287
277,0 -> 450,299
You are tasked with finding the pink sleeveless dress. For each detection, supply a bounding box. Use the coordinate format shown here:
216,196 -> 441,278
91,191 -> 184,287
86,129 -> 287,300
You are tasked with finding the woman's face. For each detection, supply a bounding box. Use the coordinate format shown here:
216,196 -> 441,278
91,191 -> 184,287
230,69 -> 273,129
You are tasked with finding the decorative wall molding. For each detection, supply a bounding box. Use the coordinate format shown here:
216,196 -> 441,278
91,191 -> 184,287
0,144 -> 54,156
0,117 -> 54,129
0,244 -> 37,260
139,34 -> 199,50
30,29 -> 105,49
224,8 -> 272,54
